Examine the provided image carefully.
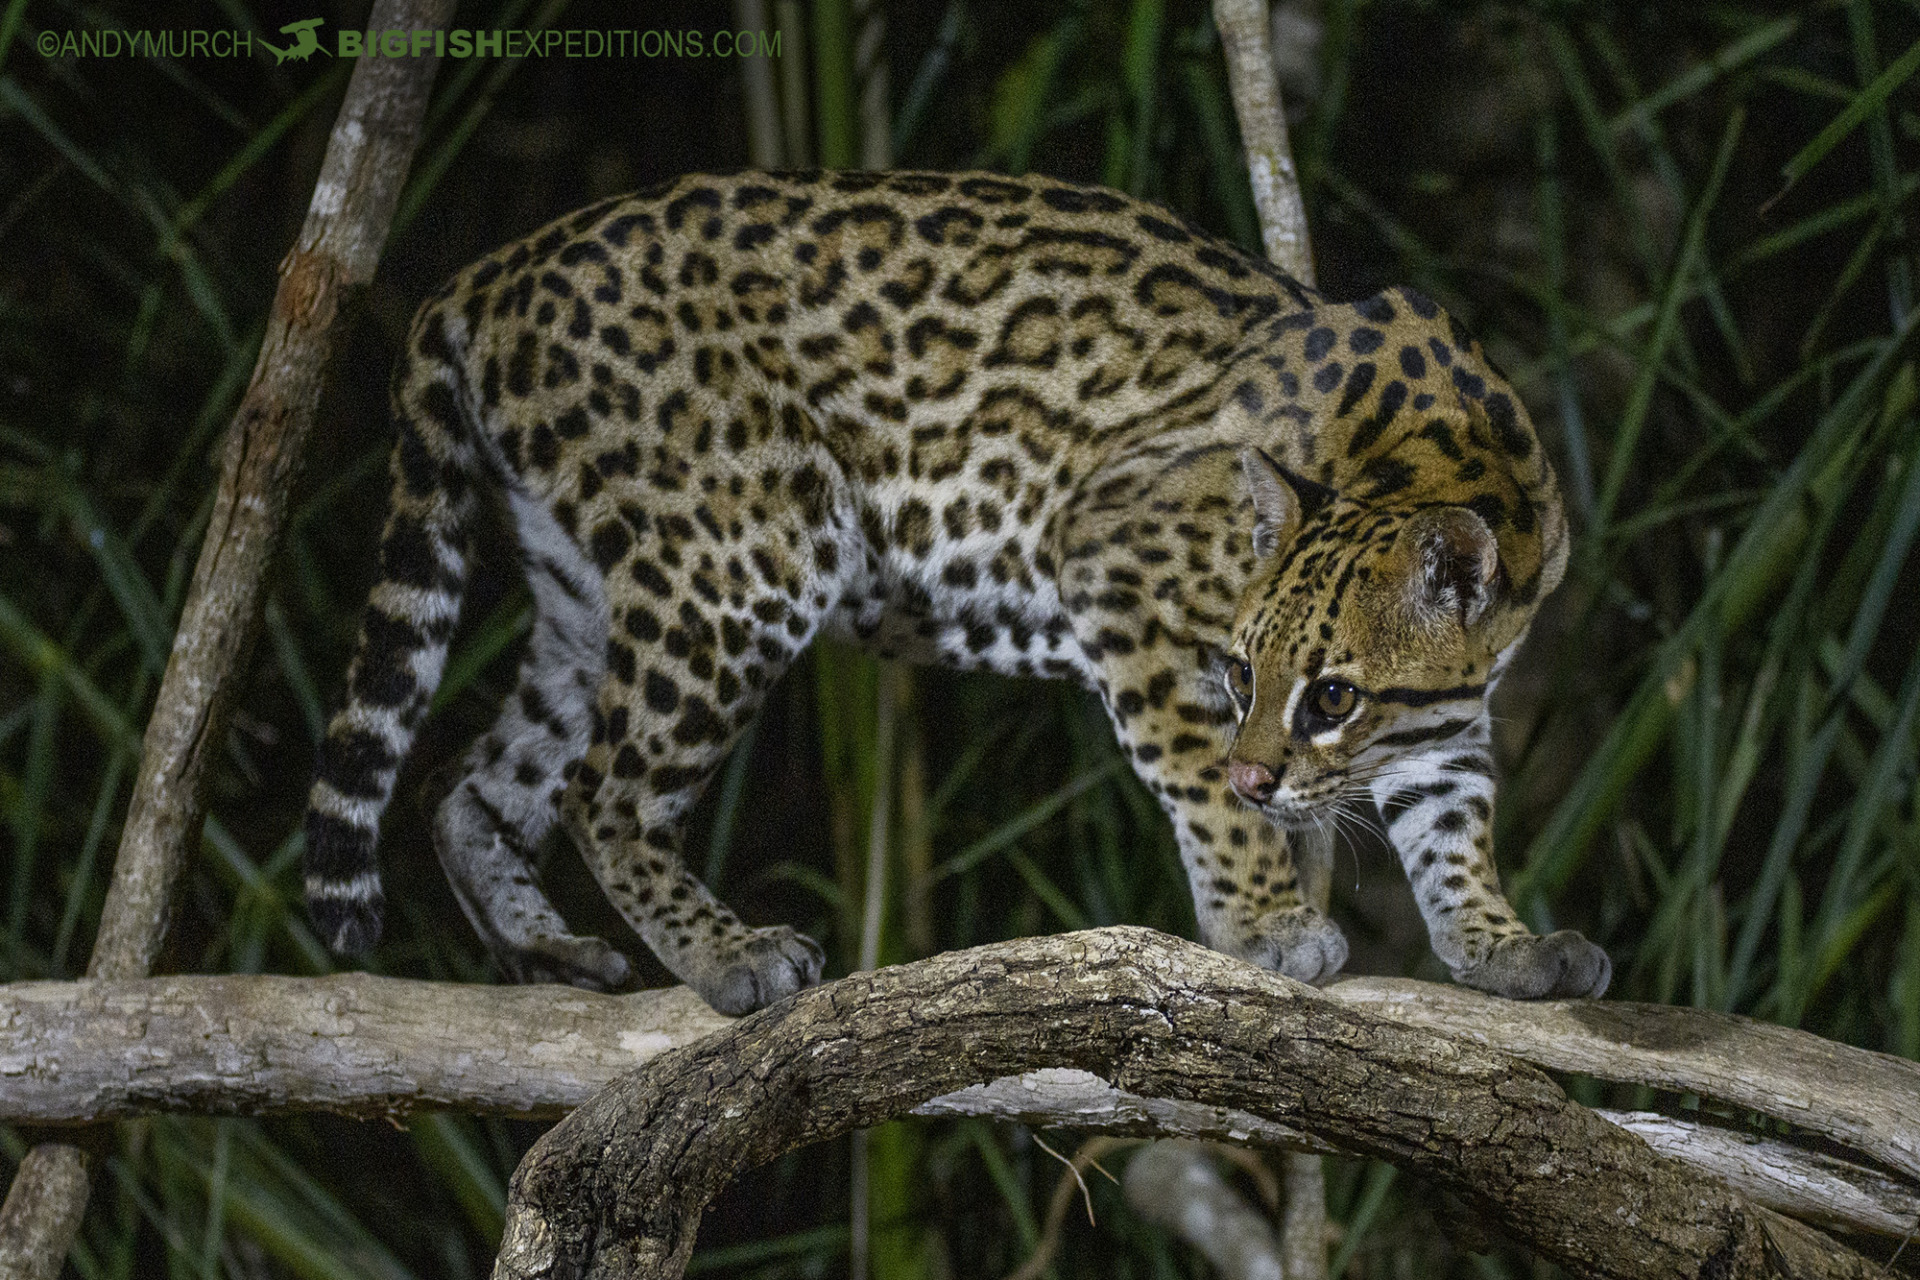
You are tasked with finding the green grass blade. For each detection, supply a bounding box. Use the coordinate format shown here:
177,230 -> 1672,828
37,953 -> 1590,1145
931,762 -> 1118,883
688,1224 -> 849,1273
1774,33 -> 1920,200
0,0 -> 26,79
408,1112 -> 506,1244
1808,640 -> 1920,975
1594,108 -> 1744,530
1121,0 -> 1164,196
1177,57 -> 1261,254
704,720 -> 759,889
812,0 -> 856,168
1607,14 -> 1798,136
1004,848 -> 1091,930
1518,315 -> 1919,903
1327,1162 -> 1396,1278
432,594 -> 532,713
966,1123 -> 1041,1256
892,1 -> 963,158
985,25 -> 1069,173
163,61 -> 350,251
0,589 -> 141,755
1534,113 -> 1595,522
393,0 -> 572,239
53,473 -> 172,674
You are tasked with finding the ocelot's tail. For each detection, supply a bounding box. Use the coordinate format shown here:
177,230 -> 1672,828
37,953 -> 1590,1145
304,315 -> 481,955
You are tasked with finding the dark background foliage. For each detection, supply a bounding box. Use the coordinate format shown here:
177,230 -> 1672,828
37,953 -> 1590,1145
2,0 -> 1917,1275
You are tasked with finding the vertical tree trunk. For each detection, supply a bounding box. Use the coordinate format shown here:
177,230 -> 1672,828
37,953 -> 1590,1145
0,5 -> 454,1272
1211,0 -> 1315,285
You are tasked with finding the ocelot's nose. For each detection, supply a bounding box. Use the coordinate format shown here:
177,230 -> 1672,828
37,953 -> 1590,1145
1228,759 -> 1278,802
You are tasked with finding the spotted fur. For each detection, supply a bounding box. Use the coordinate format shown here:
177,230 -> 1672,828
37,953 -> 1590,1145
305,171 -> 1608,1014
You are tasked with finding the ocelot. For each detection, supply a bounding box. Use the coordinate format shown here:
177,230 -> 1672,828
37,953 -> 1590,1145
305,170 -> 1609,1014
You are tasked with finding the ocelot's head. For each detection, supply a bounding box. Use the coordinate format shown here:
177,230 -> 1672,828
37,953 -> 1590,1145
1219,443 -> 1563,824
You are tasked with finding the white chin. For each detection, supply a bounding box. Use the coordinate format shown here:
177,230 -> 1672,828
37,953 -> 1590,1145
1263,797 -> 1324,829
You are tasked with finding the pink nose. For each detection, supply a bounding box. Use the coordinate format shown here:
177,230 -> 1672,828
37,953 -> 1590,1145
1228,759 -> 1277,801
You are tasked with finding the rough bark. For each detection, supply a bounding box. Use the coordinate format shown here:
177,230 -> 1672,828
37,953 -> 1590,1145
0,1146 -> 91,1280
491,928 -> 1882,1280
0,5 -> 451,1271
1600,1111 -> 1920,1239
1334,977 -> 1920,1184
4,961 -> 1914,1245
0,974 -> 729,1123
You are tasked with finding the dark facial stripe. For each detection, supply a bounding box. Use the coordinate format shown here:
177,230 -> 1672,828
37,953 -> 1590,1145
1368,682 -> 1487,708
1373,718 -> 1476,749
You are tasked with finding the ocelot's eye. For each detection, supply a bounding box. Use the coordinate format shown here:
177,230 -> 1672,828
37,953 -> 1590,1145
1226,657 -> 1255,707
1307,678 -> 1359,724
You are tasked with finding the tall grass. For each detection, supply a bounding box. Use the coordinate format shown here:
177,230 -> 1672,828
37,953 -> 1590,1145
1,0 -> 1916,1276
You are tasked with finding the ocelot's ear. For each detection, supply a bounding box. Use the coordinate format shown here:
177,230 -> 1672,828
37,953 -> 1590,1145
1240,447 -> 1334,557
1391,506 -> 1504,628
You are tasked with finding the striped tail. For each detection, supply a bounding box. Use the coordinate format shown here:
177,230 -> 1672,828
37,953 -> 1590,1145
305,320 -> 480,956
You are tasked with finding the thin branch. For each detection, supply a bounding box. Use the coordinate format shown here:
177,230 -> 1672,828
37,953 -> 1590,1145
1600,1111 -> 1920,1240
853,0 -> 891,167
1124,1142 -> 1285,1280
1281,1147 -> 1329,1280
0,7 -> 453,1274
1209,6 -> 1323,1270
1001,1137 -> 1135,1280
489,928 -> 1882,1279
1210,0 -> 1314,284
733,0 -> 785,168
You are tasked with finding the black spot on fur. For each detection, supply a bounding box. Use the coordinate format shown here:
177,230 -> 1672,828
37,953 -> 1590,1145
1482,392 -> 1533,459
589,520 -> 632,572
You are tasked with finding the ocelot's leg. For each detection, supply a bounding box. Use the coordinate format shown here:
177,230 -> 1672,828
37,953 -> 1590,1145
1365,716 -> 1609,999
431,487 -> 631,990
567,639 -> 825,1015
1092,646 -> 1349,984
561,477 -> 844,1015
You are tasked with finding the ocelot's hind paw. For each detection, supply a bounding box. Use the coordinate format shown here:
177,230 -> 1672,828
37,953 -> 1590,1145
1456,930 -> 1610,1000
697,925 -> 826,1016
1236,905 -> 1349,986
508,933 -> 634,992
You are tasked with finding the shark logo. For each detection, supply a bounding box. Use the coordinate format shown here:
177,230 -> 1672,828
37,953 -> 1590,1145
259,18 -> 329,64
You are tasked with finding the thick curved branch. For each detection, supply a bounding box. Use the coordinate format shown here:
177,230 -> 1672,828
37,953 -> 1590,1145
490,928 -> 1880,1280
4,959 -> 1915,1245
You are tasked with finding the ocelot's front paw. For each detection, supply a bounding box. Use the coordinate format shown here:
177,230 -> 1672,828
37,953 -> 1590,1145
1235,905 -> 1349,986
696,925 -> 826,1016
1456,930 -> 1610,1000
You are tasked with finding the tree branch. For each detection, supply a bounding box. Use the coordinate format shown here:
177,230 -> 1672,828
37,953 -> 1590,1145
487,928 -> 1886,1279
1332,978 -> 1920,1184
3,950 -> 1914,1250
1123,1141 -> 1284,1280
0,7 -> 452,1274
1210,0 -> 1314,284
